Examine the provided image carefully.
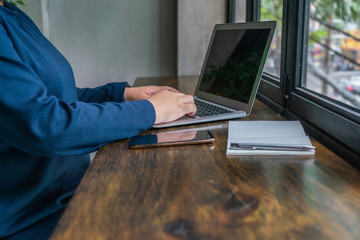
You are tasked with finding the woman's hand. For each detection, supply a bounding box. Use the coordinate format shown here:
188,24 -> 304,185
124,86 -> 179,102
147,90 -> 197,125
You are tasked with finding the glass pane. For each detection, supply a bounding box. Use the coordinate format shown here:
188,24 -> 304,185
305,0 -> 360,109
260,0 -> 283,78
234,0 -> 246,23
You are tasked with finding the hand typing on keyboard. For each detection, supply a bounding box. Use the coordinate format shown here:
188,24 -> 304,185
148,90 -> 197,124
194,99 -> 232,117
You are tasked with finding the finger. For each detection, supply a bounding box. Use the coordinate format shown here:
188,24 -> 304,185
163,86 -> 180,93
148,86 -> 179,95
145,88 -> 161,97
178,94 -> 194,104
172,91 -> 186,97
182,102 -> 197,115
186,107 -> 197,116
144,86 -> 167,96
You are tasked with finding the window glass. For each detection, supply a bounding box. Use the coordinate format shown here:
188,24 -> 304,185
305,0 -> 360,109
260,0 -> 283,78
234,0 -> 246,23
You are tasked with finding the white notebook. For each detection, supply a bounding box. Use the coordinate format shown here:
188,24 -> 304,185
226,121 -> 315,156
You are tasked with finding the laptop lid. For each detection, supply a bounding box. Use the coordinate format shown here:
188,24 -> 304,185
194,21 -> 277,113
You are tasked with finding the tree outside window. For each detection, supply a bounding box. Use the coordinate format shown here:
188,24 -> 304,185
306,0 -> 360,109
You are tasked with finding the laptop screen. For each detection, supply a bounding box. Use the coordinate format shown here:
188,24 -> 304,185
198,28 -> 271,103
195,21 -> 276,112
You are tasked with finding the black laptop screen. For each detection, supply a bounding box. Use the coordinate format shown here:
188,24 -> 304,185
198,28 -> 271,103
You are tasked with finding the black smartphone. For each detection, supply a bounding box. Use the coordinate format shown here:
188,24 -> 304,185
128,130 -> 215,149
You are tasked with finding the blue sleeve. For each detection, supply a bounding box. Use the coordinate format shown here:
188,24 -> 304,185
77,83 -> 127,103
0,25 -> 156,156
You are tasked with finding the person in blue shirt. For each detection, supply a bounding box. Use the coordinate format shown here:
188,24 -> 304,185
0,1 -> 196,239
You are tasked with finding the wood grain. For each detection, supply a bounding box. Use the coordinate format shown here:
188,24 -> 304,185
50,76 -> 360,240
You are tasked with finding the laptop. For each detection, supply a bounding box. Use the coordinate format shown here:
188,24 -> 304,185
155,21 -> 277,128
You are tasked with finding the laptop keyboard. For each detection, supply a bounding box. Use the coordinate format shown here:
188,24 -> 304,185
193,99 -> 232,118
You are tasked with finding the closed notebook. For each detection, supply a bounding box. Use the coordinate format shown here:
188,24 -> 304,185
226,121 -> 315,155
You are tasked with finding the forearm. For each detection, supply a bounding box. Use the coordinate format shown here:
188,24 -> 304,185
0,95 -> 155,156
77,82 -> 128,103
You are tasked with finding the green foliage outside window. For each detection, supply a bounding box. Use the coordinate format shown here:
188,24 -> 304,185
309,0 -> 360,47
311,0 -> 359,24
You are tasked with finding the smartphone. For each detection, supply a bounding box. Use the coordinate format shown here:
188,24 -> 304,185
129,130 -> 215,149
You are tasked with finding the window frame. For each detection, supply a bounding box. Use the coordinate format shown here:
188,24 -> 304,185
237,0 -> 360,168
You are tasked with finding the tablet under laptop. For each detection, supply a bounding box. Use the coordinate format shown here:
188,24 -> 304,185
154,21 -> 277,128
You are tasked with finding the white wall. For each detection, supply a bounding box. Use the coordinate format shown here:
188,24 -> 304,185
21,0 -> 177,88
48,0 -> 177,87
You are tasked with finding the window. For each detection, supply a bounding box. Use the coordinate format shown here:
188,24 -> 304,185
259,0 -> 283,78
306,0 -> 360,109
231,0 -> 360,168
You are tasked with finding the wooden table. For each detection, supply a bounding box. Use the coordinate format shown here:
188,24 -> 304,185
51,76 -> 360,240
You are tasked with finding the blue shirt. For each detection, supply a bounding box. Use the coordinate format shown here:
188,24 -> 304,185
0,1 -> 155,238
